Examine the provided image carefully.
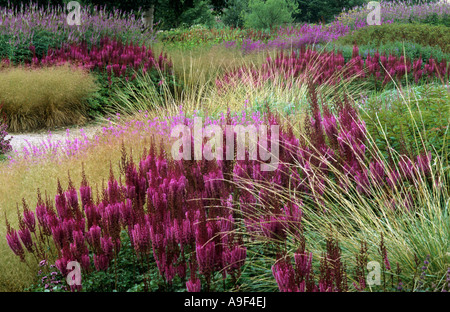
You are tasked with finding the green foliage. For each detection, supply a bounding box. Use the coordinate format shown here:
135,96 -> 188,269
81,233 -> 151,292
294,0 -> 367,23
326,41 -> 450,64
243,0 -> 299,29
419,12 -> 450,27
335,23 -> 450,53
222,0 -> 248,28
0,29 -> 65,64
179,0 -> 216,28
362,84 -> 450,161
85,66 -> 179,118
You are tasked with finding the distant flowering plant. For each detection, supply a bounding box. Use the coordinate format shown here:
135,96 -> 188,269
227,18 -> 393,54
337,0 -> 450,26
216,45 -> 450,91
0,2 -> 153,63
27,36 -> 173,86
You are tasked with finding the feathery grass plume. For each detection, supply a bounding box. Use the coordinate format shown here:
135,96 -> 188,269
0,65 -> 98,132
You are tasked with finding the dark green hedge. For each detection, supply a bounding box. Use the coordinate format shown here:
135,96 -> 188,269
335,23 -> 450,53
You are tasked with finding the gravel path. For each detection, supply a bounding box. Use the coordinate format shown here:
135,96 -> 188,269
4,123 -> 104,158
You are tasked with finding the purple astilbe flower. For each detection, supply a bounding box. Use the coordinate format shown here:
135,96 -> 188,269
281,203 -> 303,238
196,241 -> 216,280
18,227 -> 33,253
319,237 -> 347,292
5,220 -> 25,262
22,207 -> 36,234
186,278 -> 201,292
379,234 -> 391,272
386,169 -> 401,189
186,256 -> 201,292
84,204 -> 101,230
130,221 -> 151,258
55,180 -> 69,220
55,256 -> 70,276
416,152 -> 432,178
369,158 -> 386,186
79,170 -> 92,209
80,254 -> 90,272
100,236 -> 114,260
85,225 -> 101,253
398,155 -> 416,183
260,214 -> 286,241
70,230 -> 87,260
322,113 -> 338,144
354,168 -> 370,195
272,255 -> 298,292
225,243 -> 247,273
294,251 -> 313,283
51,223 -> 68,251
93,254 -> 110,272
35,192 -> 53,236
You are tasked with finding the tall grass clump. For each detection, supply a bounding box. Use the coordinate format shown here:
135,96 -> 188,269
0,65 -> 98,132
107,45 -> 312,121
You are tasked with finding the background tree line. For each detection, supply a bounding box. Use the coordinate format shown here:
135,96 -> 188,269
0,0 -> 443,29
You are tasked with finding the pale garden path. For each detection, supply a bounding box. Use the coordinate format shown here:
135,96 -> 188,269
4,122 -> 104,159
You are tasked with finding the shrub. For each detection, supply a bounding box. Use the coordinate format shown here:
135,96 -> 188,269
326,41 -> 450,64
179,0 -> 216,28
335,23 -> 450,53
242,0 -> 299,29
222,0 -> 248,28
294,0 -> 367,23
361,84 -> 450,162
0,65 -> 98,132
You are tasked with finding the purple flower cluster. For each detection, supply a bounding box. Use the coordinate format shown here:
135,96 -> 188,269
28,36 -> 172,85
272,237 -> 347,292
216,45 -> 450,90
227,19 -> 392,54
0,2 -> 151,52
338,0 -> 450,25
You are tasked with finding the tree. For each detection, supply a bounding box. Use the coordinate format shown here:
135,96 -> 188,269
222,0 -> 248,28
179,0 -> 216,27
243,0 -> 300,29
293,0 -> 367,24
